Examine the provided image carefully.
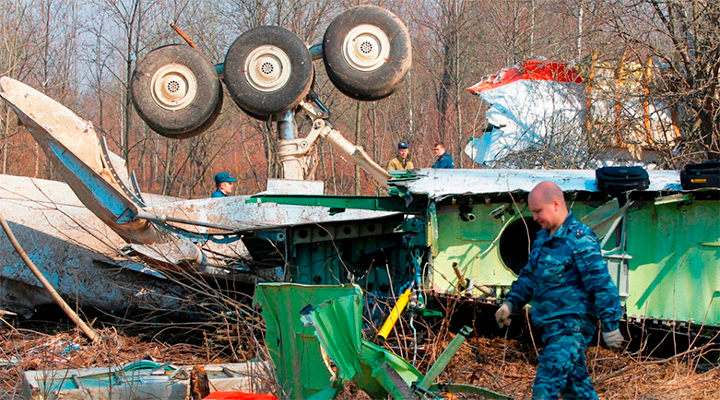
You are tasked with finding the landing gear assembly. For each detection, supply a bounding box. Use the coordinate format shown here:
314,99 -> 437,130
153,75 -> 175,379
130,6 -> 412,185
131,45 -> 223,139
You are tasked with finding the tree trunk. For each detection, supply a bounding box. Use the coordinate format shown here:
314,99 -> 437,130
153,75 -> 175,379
355,101 -> 362,195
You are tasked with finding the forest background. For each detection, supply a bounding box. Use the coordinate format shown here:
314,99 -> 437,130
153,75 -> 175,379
1,0 -> 718,198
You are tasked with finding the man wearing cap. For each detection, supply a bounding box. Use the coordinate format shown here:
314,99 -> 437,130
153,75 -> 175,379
387,141 -> 414,171
212,172 -> 236,198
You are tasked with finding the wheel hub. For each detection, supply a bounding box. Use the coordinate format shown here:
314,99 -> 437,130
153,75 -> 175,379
343,24 -> 390,72
244,45 -> 292,92
150,64 -> 197,111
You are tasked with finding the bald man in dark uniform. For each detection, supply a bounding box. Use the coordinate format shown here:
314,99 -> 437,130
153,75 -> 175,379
496,181 -> 624,399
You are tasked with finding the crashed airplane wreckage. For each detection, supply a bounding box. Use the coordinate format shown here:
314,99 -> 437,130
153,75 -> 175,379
464,58 -> 681,167
0,174 -> 195,317
1,74 -> 719,332
1,4 -> 718,336
0,76 -> 397,316
0,5 -> 409,317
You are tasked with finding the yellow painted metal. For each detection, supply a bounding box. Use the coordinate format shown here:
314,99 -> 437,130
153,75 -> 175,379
377,288 -> 412,341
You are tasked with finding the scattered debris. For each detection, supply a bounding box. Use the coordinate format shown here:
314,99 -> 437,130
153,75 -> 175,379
465,58 -> 680,167
22,360 -> 271,400
1,319 -> 719,399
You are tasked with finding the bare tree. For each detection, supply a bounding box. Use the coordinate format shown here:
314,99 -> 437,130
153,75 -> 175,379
0,0 -> 35,175
1,0 -> 81,178
594,0 -> 720,162
413,0 -> 492,168
85,0 -> 163,168
5,0 -> 711,195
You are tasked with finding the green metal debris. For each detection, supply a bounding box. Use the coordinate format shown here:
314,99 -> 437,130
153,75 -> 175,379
624,200 -> 720,324
247,194 -> 419,213
256,282 -> 513,399
251,171 -> 719,332
254,283 -> 358,399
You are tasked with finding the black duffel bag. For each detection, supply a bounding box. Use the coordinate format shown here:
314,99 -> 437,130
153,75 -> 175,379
596,166 -> 650,192
680,160 -> 720,189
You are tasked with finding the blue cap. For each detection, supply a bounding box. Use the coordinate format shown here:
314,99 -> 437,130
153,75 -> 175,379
398,141 -> 409,149
214,172 -> 236,185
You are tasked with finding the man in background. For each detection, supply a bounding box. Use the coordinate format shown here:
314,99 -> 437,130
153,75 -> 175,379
387,141 -> 414,170
212,172 -> 236,198
432,142 -> 454,168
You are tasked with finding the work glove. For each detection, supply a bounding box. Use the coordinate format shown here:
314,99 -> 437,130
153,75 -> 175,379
602,329 -> 624,350
495,302 -> 512,328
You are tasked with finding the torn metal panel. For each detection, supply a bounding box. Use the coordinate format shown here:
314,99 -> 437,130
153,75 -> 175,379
302,301 -> 424,399
391,168 -> 681,198
0,77 -> 160,244
258,282 -> 422,400
254,283 -> 359,400
297,284 -> 513,399
123,241 -> 205,267
580,198 -> 625,238
145,195 -> 399,233
624,200 -> 720,324
299,293 -> 364,382
0,174 -> 191,316
22,360 -> 272,400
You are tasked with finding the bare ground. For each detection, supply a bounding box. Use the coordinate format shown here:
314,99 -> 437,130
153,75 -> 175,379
2,323 -> 718,400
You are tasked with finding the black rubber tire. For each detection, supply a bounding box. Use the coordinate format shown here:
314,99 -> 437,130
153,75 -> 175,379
323,5 -> 411,101
131,44 -> 223,139
224,26 -> 313,117
181,89 -> 223,137
238,104 -> 276,122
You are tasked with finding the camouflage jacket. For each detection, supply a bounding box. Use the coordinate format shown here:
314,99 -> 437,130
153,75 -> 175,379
504,212 -> 622,334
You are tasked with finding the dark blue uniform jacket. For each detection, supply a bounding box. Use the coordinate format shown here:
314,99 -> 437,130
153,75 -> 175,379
432,153 -> 455,168
211,189 -> 227,198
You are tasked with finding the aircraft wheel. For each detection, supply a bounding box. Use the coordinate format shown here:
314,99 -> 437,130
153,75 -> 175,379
131,45 -> 223,139
238,104 -> 276,122
322,5 -> 411,101
224,26 -> 313,118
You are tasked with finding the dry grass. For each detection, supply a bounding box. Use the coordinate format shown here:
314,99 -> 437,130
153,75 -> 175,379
2,322 -> 718,400
335,332 -> 720,400
0,326 -> 235,399
451,335 -> 720,400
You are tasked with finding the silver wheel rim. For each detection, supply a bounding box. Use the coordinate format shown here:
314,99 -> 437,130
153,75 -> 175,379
244,45 -> 292,92
151,64 -> 198,111
343,24 -> 390,72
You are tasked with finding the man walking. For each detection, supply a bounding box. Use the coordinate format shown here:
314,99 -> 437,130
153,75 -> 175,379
495,181 -> 623,399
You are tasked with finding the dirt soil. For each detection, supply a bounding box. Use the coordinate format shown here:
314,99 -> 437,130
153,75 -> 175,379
0,325 -> 234,399
2,325 -> 719,399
